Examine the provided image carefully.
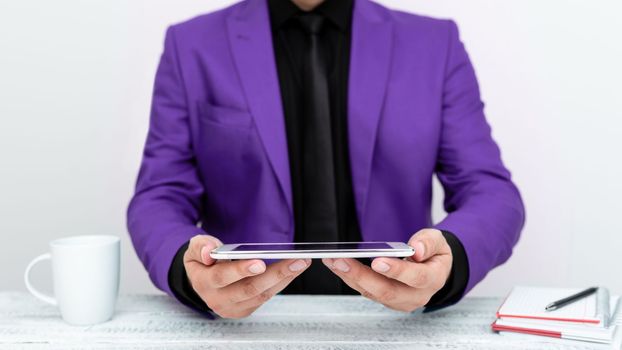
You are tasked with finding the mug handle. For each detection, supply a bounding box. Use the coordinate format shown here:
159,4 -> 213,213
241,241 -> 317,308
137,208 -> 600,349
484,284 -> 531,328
24,253 -> 57,306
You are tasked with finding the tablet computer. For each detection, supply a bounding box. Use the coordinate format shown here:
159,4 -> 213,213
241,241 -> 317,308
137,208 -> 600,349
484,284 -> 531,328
210,242 -> 414,260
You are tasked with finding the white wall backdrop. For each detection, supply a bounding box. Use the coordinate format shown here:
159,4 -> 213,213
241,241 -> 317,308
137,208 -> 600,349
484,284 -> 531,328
1,0 -> 621,297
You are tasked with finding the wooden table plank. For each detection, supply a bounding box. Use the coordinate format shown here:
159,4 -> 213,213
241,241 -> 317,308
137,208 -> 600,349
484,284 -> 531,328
0,292 -> 617,349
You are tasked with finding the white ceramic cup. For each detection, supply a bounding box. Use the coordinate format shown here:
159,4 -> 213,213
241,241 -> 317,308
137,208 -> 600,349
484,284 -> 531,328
24,235 -> 120,325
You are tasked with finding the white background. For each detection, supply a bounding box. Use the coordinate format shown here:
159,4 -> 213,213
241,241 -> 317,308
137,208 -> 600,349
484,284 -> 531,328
1,0 -> 621,297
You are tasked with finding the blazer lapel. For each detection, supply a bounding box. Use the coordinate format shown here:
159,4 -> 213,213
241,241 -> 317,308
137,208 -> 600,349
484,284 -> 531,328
225,0 -> 393,227
348,0 -> 394,226
226,0 -> 293,215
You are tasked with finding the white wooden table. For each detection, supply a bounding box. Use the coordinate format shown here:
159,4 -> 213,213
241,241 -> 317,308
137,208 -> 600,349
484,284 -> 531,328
1,292 -> 619,349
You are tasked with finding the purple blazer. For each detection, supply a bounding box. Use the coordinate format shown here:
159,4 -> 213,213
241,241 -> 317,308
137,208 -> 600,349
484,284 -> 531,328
127,0 -> 525,299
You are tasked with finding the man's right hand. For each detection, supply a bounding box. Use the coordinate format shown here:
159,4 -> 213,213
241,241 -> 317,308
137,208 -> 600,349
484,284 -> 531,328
183,235 -> 310,319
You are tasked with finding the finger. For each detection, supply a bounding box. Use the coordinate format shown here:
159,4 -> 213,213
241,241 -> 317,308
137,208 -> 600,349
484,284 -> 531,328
203,259 -> 267,289
324,258 -> 408,305
234,271 -> 298,311
408,229 -> 450,262
214,257 -> 231,264
184,234 -> 224,266
371,257 -> 439,289
223,259 -> 310,303
213,305 -> 258,319
322,258 -> 370,296
214,275 -> 293,319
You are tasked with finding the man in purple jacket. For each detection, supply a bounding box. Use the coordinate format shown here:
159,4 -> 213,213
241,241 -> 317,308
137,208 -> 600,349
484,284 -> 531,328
128,0 -> 525,319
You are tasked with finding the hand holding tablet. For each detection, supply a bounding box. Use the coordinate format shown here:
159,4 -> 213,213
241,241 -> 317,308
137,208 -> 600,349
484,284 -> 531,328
210,241 -> 414,260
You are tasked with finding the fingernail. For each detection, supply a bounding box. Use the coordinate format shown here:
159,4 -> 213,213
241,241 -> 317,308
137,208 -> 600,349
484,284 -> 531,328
333,259 -> 350,272
415,242 -> 425,258
200,246 -> 209,264
289,260 -> 307,272
289,259 -> 307,272
248,262 -> 265,274
373,261 -> 390,273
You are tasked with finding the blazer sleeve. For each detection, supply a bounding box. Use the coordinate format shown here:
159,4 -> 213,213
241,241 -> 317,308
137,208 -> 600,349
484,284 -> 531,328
433,21 -> 526,295
127,26 -> 206,296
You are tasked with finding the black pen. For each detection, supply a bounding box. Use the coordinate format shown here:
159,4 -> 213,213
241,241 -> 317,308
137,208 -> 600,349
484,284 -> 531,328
545,287 -> 599,312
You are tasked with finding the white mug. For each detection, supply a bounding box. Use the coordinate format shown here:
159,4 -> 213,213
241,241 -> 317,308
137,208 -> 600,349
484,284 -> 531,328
24,235 -> 120,325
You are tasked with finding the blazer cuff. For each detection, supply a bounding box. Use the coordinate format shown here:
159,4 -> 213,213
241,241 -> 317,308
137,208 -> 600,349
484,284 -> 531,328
424,230 -> 470,312
168,241 -> 217,319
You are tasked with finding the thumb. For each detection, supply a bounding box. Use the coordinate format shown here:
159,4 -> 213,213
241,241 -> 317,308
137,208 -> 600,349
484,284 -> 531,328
186,234 -> 223,266
407,229 -> 447,262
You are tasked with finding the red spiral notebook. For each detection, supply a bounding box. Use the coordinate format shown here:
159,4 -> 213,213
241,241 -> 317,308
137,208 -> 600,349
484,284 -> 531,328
491,286 -> 621,344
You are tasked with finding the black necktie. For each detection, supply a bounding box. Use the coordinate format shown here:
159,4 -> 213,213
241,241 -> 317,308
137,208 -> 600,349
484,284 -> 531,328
297,13 -> 341,293
298,14 -> 338,243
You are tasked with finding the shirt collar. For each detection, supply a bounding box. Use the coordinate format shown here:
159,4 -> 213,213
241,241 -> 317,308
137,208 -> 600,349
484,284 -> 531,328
268,0 -> 353,32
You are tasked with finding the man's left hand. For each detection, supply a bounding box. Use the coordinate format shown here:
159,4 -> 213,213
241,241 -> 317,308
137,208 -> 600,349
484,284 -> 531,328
322,229 -> 452,312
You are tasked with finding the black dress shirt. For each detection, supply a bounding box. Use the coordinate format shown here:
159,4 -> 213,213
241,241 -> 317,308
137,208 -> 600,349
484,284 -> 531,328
270,0 -> 360,295
168,0 -> 469,313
